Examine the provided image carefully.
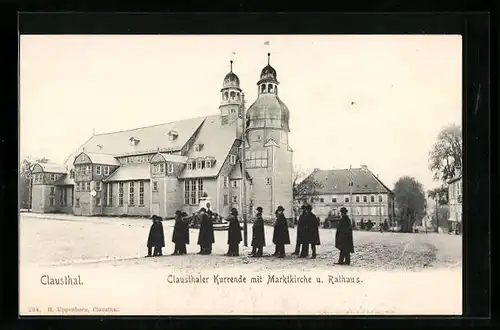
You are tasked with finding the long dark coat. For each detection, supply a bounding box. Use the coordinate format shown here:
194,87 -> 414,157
335,214 -> 354,253
251,214 -> 266,247
272,214 -> 291,245
172,215 -> 190,245
304,212 -> 321,245
147,222 -> 165,248
197,213 -> 215,246
227,215 -> 243,245
296,213 -> 307,244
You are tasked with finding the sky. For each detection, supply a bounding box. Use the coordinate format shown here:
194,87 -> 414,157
20,35 -> 462,191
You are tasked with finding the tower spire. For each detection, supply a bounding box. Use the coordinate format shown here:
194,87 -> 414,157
230,60 -> 233,72
268,53 -> 271,65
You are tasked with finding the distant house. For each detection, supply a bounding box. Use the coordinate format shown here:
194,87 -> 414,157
297,165 -> 396,225
447,174 -> 462,232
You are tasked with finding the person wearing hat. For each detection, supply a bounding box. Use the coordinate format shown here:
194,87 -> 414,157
335,207 -> 354,265
299,204 -> 321,259
197,207 -> 215,255
226,208 -> 243,256
146,215 -> 165,257
172,210 -> 190,255
250,206 -> 265,257
272,206 -> 291,258
292,204 -> 308,256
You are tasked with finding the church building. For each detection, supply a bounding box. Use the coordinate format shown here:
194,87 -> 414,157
30,54 -> 294,219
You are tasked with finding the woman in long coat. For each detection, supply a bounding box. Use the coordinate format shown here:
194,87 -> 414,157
197,208 -> 215,255
227,208 -> 243,256
335,207 -> 354,265
272,206 -> 290,258
146,215 -> 165,257
172,210 -> 190,255
251,206 -> 265,257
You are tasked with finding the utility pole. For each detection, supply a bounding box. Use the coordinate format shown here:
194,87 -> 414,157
240,93 -> 248,247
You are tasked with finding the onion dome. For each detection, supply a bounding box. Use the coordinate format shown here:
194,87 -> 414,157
222,60 -> 240,89
246,94 -> 290,132
258,53 -> 278,85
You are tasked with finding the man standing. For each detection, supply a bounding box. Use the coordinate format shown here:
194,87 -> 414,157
272,206 -> 290,258
197,208 -> 215,255
292,205 -> 306,256
303,204 -> 320,259
146,215 -> 165,257
226,208 -> 242,256
172,210 -> 190,255
251,206 -> 265,257
335,207 -> 354,265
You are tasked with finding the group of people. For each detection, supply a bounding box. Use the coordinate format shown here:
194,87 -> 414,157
146,204 -> 355,265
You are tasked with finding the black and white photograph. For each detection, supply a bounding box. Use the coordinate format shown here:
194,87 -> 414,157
19,34 -> 462,315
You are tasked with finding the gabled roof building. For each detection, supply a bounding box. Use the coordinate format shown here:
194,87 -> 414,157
30,54 -> 294,219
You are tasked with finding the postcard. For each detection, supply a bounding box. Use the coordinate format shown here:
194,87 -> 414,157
19,34 -> 462,315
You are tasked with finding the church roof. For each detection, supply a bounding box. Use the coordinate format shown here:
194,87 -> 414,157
34,163 -> 68,174
303,167 -> 393,195
68,116 -> 206,162
179,115 -> 238,179
80,152 -> 120,166
103,163 -> 150,182
246,94 -> 290,131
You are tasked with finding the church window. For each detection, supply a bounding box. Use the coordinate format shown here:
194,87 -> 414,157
268,84 -> 273,93
103,166 -> 109,175
237,93 -> 241,100
167,163 -> 174,174
356,196 -> 360,203
118,183 -> 124,206
261,84 -> 266,93
129,182 -> 135,206
139,181 -> 145,206
232,196 -> 238,203
230,91 -> 236,100
231,180 -> 238,188
229,154 -> 236,165
223,176 -> 229,188
96,165 -> 101,175
95,182 -> 102,191
371,195 -> 375,203
245,150 -> 268,168
224,92 -> 228,100
265,177 -> 271,185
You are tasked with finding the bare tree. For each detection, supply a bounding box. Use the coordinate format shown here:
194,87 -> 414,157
429,123 -> 462,183
20,156 -> 49,210
293,166 -> 323,205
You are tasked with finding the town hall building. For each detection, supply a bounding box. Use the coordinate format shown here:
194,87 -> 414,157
30,54 -> 294,219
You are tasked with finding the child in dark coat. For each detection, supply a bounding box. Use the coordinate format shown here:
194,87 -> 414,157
146,215 -> 165,257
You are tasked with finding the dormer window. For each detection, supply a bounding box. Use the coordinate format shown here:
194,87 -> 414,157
194,144 -> 204,152
205,160 -> 212,168
229,154 -> 236,165
196,161 -> 203,170
168,130 -> 178,141
167,163 -> 174,173
187,162 -> 193,170
129,137 -> 140,146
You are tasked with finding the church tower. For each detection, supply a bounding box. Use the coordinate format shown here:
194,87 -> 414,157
245,53 -> 293,219
219,60 -> 243,130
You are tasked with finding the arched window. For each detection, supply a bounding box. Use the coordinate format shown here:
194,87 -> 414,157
224,92 -> 228,100
230,91 -> 236,100
268,84 -> 273,93
237,93 -> 240,100
261,84 -> 266,93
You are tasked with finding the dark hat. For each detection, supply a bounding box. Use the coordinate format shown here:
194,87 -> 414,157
300,205 -> 306,210
340,207 -> 348,214
181,212 -> 188,217
207,209 -> 213,215
231,208 -> 238,215
277,206 -> 285,212
256,206 -> 263,212
199,207 -> 207,213
175,210 -> 182,215
305,204 -> 312,211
